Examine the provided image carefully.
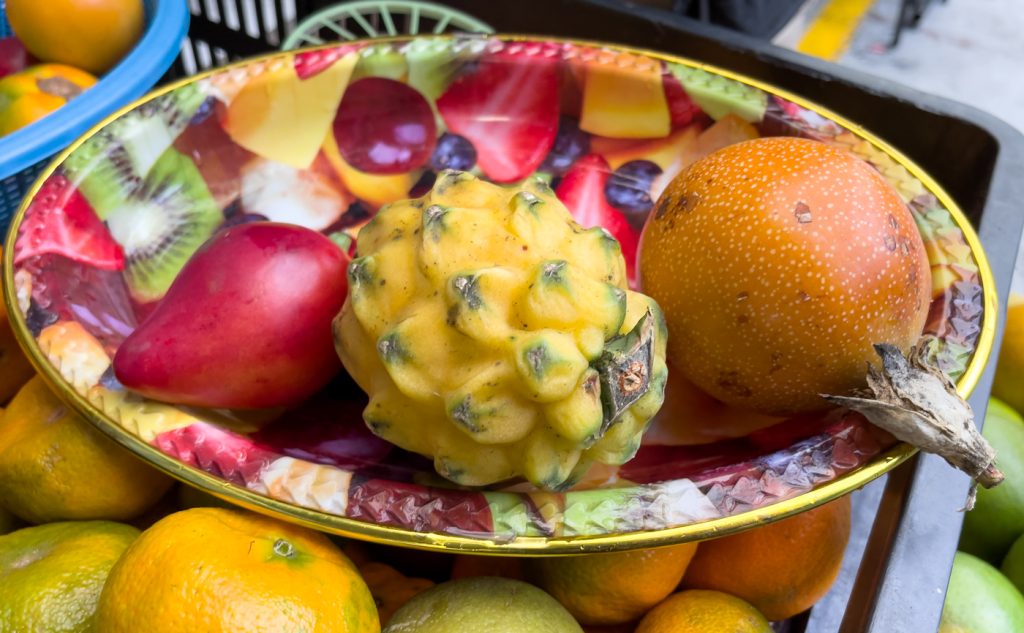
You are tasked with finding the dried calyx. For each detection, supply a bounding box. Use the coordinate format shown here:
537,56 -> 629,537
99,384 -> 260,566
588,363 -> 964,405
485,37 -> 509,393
593,309 -> 656,432
823,340 -> 1002,511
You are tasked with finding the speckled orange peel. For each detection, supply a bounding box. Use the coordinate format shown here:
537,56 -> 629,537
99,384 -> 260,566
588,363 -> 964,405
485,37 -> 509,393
823,340 -> 1002,510
640,136 -> 932,416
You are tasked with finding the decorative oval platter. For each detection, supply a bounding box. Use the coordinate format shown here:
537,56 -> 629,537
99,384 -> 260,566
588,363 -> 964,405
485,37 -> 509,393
2,35 -> 995,554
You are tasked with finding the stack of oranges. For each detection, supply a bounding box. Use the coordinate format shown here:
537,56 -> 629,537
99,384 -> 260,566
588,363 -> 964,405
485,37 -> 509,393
0,250 -> 852,632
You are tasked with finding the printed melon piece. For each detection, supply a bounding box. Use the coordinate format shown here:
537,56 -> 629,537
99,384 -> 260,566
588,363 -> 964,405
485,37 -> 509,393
351,44 -> 408,82
321,131 -> 419,209
224,52 -> 357,169
666,62 -> 768,123
696,114 -> 760,156
592,124 -> 702,171
37,320 -> 111,394
405,37 -> 467,102
651,115 -> 759,200
580,52 -> 671,139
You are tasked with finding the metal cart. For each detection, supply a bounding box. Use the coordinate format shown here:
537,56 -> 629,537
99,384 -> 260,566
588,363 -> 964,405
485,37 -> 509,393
167,1 -> 1024,630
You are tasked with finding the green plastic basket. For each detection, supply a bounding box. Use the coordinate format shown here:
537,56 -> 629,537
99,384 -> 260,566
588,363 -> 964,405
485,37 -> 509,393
282,0 -> 493,49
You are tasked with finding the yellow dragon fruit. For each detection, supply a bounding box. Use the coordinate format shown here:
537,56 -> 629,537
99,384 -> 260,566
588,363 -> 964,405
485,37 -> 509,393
334,171 -> 667,489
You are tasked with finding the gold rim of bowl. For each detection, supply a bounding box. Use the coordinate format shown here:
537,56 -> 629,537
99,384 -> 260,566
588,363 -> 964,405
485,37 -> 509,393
2,35 -> 998,555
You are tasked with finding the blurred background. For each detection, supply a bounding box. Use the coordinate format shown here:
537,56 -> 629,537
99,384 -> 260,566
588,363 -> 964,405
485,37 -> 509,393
644,0 -> 1024,289
645,0 -> 1022,132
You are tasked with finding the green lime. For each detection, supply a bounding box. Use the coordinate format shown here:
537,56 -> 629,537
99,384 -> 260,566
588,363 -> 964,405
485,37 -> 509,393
941,551 -> 1024,632
959,399 -> 1024,562
0,505 -> 19,535
383,576 -> 583,633
1002,533 -> 1024,594
0,521 -> 140,632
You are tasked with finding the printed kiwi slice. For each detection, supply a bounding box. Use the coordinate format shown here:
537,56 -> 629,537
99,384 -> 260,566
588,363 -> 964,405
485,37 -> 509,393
64,82 -> 207,220
104,148 -> 222,303
665,62 -> 767,123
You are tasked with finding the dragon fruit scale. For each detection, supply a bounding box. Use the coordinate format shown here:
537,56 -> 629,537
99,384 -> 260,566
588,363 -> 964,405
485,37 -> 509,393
334,170 -> 667,489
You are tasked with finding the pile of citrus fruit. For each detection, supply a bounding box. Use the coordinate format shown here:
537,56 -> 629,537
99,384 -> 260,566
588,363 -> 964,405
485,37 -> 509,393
0,0 -> 144,135
939,296 -> 1024,632
0,28 -> 1002,625
0,267 -> 851,631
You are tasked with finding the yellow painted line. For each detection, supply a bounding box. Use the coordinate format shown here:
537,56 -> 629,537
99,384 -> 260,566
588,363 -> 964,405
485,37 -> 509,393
797,0 -> 875,61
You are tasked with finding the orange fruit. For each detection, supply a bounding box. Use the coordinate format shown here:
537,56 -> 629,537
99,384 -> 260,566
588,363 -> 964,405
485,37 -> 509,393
636,590 -> 771,633
6,0 -> 143,75
636,589 -> 771,633
338,539 -> 376,568
526,543 -> 699,626
95,507 -> 379,632
639,137 -> 930,415
0,64 -> 98,135
0,521 -> 139,632
359,561 -> 434,627
992,295 -> 1024,414
683,495 -> 851,621
450,554 -> 526,581
0,375 -> 173,523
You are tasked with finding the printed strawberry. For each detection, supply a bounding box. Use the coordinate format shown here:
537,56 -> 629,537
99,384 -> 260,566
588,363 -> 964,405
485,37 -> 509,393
766,95 -> 843,140
15,173 -> 125,270
154,422 -> 277,488
294,44 -> 359,80
436,45 -> 559,182
663,71 -> 702,128
555,154 -> 640,287
347,478 -> 494,534
252,392 -> 394,469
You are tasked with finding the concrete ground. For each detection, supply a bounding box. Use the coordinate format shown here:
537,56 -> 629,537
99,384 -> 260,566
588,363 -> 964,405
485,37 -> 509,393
777,0 -> 1023,133
776,0 -> 1024,291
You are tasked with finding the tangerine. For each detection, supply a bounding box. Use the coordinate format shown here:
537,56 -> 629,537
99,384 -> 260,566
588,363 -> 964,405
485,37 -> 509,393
0,375 -> 173,523
636,590 -> 772,633
95,507 -> 379,632
682,495 -> 851,621
527,543 -> 698,626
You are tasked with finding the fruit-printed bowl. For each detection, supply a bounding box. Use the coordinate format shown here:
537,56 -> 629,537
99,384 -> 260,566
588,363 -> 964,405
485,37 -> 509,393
2,36 -> 995,554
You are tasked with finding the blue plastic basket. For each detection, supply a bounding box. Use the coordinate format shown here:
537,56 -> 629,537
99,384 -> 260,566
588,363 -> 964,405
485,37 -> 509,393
0,0 -> 189,234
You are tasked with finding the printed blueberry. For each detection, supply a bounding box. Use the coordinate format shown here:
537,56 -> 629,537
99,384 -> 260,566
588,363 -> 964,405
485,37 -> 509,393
430,133 -> 477,171
604,160 -> 663,216
540,116 -> 590,175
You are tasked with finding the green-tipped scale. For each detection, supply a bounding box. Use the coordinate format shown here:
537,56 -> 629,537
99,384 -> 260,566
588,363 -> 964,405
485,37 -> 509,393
334,170 -> 668,489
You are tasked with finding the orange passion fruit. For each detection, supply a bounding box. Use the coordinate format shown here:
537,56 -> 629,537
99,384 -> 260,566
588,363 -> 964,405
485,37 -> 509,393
639,137 -> 930,415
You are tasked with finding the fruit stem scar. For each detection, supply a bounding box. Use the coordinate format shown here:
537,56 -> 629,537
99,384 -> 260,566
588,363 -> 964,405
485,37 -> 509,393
542,260 -> 567,283
273,538 -> 296,559
595,310 -> 656,430
618,360 -> 647,395
794,201 -> 812,223
452,274 -> 483,309
37,76 -> 84,100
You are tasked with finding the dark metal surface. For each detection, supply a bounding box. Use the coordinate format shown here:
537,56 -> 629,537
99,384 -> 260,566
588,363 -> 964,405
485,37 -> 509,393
173,2 -> 1024,630
427,4 -> 1024,629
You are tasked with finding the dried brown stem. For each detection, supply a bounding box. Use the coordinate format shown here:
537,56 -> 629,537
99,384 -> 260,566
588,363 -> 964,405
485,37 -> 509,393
822,341 -> 1002,510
